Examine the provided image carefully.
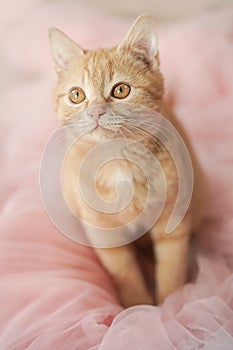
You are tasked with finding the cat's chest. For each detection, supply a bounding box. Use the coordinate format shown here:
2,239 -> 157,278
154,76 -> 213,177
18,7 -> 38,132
63,140 -> 176,213
85,143 -> 170,206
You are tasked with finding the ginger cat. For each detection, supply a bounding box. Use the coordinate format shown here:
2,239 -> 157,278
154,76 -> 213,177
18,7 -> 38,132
49,15 -> 205,307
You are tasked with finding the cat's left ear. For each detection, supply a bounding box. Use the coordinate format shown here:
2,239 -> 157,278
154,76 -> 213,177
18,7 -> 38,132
48,28 -> 84,73
118,15 -> 159,69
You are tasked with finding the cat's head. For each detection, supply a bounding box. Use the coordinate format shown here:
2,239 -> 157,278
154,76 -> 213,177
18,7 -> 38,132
49,15 -> 164,141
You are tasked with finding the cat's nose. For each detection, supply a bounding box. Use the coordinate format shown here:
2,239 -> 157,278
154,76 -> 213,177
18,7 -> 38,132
88,104 -> 106,122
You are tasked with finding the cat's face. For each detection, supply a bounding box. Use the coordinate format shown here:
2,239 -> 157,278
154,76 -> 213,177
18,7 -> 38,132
49,15 -> 164,141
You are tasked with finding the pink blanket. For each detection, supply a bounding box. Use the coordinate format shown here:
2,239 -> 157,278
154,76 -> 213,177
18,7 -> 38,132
1,1 -> 233,349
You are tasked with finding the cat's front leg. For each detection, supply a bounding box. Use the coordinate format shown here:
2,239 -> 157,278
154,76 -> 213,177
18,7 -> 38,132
150,216 -> 191,304
95,245 -> 153,307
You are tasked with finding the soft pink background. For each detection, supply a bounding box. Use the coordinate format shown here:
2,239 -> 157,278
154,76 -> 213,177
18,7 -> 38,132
0,1 -> 233,349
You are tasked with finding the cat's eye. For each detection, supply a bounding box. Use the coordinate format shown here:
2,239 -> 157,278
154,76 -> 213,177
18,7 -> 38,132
111,83 -> 131,99
69,87 -> 86,104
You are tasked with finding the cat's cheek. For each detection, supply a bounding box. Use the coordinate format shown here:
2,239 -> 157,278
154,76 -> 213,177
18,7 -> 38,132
64,99 -> 87,114
58,106 -> 77,120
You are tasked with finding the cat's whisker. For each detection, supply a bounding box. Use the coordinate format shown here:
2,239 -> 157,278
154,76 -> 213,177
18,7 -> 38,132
61,117 -> 97,136
48,123 -> 62,133
120,124 -> 153,150
50,122 -> 72,135
117,127 -> 127,140
128,119 -> 167,142
72,121 -> 92,128
128,126 -> 154,148
126,119 -> 168,146
51,122 -> 94,146
128,118 -> 179,144
137,119 -> 173,138
102,125 -> 118,131
52,133 -> 69,146
129,126 -> 153,146
120,125 -> 139,142
136,127 -> 162,148
124,123 -> 161,150
52,122 -> 73,132
53,129 -> 77,144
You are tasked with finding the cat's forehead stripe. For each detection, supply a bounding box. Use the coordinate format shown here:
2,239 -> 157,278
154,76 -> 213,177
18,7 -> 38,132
82,50 -> 114,99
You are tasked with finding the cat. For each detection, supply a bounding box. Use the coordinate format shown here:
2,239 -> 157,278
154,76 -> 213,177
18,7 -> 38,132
48,15 -> 206,307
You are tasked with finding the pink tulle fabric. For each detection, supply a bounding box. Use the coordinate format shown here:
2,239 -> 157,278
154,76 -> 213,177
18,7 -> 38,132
0,1 -> 233,349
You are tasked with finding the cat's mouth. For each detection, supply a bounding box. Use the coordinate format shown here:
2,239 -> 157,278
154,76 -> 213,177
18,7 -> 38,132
88,124 -> 119,141
83,112 -> 126,140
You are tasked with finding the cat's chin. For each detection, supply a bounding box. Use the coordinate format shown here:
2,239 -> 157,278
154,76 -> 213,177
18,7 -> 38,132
84,126 -> 118,142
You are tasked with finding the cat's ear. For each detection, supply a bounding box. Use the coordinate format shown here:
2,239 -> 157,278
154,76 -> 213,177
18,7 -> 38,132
118,15 -> 159,69
48,28 -> 83,72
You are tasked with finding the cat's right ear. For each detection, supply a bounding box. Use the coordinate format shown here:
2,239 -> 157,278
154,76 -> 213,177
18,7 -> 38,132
48,28 -> 83,73
118,15 -> 159,70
